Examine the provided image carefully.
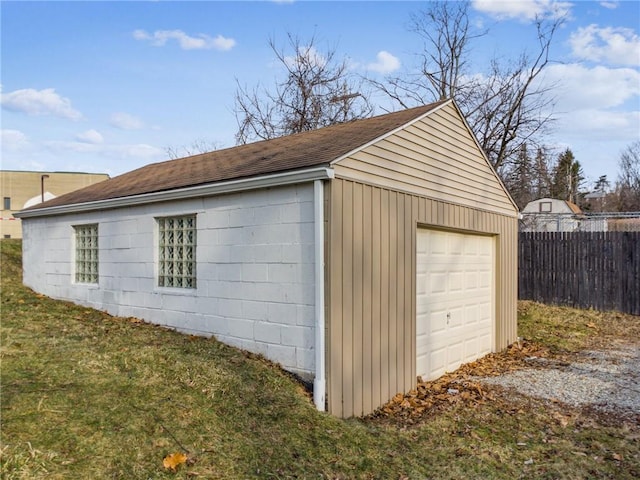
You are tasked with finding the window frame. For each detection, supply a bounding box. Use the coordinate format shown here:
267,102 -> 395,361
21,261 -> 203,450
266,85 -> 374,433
156,214 -> 197,289
539,201 -> 552,213
3,197 -> 11,210
73,223 -> 99,284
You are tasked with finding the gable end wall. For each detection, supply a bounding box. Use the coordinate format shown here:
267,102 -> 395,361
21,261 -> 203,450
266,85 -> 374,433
332,102 -> 517,218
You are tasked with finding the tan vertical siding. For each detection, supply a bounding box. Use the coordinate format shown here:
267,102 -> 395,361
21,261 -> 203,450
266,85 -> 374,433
328,180 -> 343,414
326,178 -> 518,418
371,187 -> 382,410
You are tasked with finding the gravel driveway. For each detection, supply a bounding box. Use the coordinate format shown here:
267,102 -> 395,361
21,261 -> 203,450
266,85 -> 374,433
478,342 -> 640,420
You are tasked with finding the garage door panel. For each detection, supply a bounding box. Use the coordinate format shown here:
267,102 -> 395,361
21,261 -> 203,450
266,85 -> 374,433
416,229 -> 495,381
478,333 -> 492,352
448,307 -> 464,328
448,341 -> 464,364
430,308 -> 449,333
429,231 -> 448,255
430,273 -> 448,294
449,271 -> 464,292
464,237 -> 478,255
429,348 -> 447,378
465,271 -> 478,289
463,304 -> 479,324
417,269 -> 428,297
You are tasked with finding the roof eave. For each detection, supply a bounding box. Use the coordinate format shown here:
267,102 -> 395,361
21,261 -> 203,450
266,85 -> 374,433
15,166 -> 335,219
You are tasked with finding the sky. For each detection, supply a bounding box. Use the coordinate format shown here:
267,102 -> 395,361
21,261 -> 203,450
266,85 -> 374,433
1,0 -> 639,191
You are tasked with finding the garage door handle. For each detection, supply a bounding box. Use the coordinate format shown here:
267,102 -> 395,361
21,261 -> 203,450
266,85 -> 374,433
447,312 -> 451,324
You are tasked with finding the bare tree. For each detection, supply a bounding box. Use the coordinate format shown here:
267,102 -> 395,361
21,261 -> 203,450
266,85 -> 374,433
615,140 -> 640,211
372,1 -> 563,172
467,18 -> 559,172
369,1 -> 483,108
165,138 -> 221,160
234,33 -> 373,144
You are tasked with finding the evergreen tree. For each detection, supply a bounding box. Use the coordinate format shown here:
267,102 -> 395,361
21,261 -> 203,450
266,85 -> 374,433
532,147 -> 552,199
504,143 -> 534,209
551,148 -> 584,204
594,175 -> 610,193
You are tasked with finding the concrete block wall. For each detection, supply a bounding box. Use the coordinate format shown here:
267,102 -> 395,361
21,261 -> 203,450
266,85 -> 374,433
21,184 -> 317,380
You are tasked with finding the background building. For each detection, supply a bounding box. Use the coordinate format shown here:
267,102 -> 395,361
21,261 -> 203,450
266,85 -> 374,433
520,197 -> 640,232
1,171 -> 109,238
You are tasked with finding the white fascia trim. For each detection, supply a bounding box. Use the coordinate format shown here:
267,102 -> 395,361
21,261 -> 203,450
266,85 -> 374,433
15,167 -> 335,219
313,179 -> 326,412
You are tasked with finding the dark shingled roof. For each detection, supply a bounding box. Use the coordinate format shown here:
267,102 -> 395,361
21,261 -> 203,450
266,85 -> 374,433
26,101 -> 447,211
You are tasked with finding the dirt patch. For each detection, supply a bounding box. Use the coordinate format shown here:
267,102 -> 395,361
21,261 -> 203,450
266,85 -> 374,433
369,339 -> 640,428
480,342 -> 640,423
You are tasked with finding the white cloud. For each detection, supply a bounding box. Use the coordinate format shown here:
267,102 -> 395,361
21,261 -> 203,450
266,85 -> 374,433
564,109 -> 638,136
0,88 -> 82,120
110,112 -> 144,130
472,0 -> 572,21
75,129 -> 104,144
570,24 -> 640,67
544,63 -> 640,110
366,51 -> 401,74
45,140 -> 165,161
133,29 -> 236,51
536,63 -> 640,168
1,129 -> 29,150
599,1 -> 619,9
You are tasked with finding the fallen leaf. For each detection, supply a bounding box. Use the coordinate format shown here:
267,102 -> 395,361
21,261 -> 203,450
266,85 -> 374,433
586,322 -> 598,329
163,452 -> 188,471
612,453 -> 623,461
553,412 -> 570,427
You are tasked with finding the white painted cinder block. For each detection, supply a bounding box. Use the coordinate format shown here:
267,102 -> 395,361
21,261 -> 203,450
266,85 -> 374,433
267,343 -> 296,368
254,322 -> 281,344
20,184 -> 318,380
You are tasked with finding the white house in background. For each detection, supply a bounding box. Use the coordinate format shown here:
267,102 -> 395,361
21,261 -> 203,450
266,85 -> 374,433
15,99 -> 519,418
520,198 -> 594,232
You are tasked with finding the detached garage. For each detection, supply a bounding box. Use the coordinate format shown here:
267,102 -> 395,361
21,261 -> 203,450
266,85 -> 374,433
17,99 -> 518,418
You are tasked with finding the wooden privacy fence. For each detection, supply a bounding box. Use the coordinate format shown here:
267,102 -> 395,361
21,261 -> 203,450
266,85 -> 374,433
519,231 -> 640,315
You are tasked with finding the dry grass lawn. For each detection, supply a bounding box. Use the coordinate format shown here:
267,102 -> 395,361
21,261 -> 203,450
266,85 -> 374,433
1,239 -> 638,479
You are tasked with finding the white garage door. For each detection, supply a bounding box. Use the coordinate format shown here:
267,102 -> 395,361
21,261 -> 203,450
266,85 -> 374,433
416,229 -> 494,381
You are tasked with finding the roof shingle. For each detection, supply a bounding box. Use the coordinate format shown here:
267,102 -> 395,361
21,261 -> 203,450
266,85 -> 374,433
25,100 -> 447,210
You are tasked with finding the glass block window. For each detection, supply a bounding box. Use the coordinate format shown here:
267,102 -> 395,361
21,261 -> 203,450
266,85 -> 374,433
74,224 -> 99,284
157,215 -> 196,288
